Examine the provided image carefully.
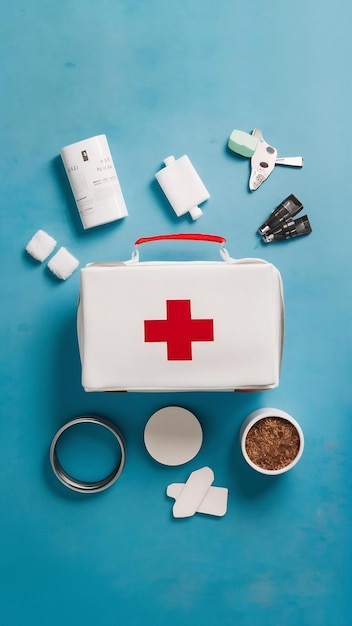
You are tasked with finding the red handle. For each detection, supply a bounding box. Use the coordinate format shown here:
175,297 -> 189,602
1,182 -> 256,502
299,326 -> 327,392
134,233 -> 226,246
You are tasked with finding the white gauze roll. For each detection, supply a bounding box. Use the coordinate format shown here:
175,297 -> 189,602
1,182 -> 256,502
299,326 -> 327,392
26,230 -> 57,262
47,247 -> 79,280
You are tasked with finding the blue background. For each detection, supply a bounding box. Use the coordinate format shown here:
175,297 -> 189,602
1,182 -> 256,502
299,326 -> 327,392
1,1 -> 351,625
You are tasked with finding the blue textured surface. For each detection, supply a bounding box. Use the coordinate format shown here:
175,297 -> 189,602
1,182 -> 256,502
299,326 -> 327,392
1,2 -> 351,625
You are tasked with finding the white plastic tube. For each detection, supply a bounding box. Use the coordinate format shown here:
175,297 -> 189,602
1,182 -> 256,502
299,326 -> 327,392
155,155 -> 209,220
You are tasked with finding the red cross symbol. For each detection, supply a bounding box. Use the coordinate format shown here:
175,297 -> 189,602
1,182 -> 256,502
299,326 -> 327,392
144,299 -> 214,360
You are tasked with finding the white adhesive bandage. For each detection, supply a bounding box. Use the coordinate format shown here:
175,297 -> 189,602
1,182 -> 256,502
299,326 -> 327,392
167,467 -> 228,518
26,230 -> 57,262
47,246 -> 79,280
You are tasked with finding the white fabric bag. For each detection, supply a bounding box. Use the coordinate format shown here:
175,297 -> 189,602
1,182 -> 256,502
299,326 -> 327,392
77,234 -> 284,392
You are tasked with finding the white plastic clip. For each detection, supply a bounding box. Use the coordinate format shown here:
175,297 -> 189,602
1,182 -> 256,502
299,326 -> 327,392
228,128 -> 303,191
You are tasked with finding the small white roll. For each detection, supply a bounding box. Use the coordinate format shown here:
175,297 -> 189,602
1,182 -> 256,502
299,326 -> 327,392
47,247 -> 79,280
26,229 -> 57,262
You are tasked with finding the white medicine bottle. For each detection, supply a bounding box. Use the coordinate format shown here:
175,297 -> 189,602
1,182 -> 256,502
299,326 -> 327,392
61,134 -> 128,229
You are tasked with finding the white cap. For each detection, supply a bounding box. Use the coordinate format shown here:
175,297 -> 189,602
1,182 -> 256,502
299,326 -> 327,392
189,206 -> 203,220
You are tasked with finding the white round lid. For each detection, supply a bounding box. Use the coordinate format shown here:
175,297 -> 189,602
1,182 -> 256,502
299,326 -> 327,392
144,406 -> 203,466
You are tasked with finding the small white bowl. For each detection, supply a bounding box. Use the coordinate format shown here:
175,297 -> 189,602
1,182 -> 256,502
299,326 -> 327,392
240,408 -> 304,475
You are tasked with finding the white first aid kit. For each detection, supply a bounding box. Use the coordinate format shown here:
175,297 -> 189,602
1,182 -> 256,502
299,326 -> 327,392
77,234 -> 284,392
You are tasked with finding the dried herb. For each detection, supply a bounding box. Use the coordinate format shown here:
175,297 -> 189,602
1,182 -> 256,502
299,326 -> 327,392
245,417 -> 300,471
